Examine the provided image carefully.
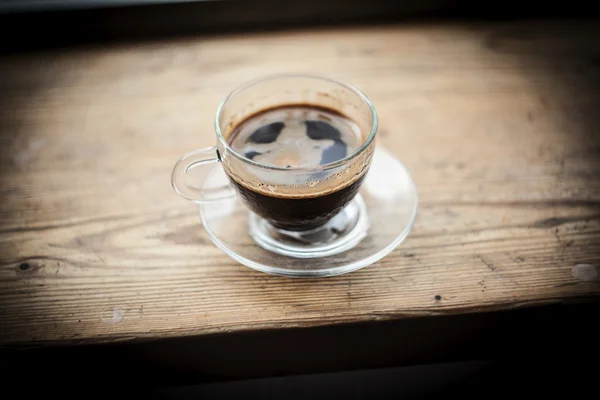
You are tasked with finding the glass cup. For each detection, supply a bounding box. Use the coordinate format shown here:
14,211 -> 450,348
172,75 -> 377,258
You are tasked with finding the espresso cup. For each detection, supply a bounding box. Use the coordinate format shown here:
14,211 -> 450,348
172,75 -> 377,235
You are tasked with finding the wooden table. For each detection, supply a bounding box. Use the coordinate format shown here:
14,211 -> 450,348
1,19 -> 600,383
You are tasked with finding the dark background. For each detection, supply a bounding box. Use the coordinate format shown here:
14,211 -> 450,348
2,302 -> 599,397
0,0 -> 598,51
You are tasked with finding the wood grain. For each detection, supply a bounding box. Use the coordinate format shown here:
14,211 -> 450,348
1,20 -> 600,345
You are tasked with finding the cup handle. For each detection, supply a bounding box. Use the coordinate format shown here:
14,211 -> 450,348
171,147 -> 237,203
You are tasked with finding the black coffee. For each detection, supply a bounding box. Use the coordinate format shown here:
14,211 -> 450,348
232,174 -> 367,230
226,105 -> 369,231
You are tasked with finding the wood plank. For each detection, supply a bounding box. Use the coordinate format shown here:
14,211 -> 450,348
1,20 -> 600,345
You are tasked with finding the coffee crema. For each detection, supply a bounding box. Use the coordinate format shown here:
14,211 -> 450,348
223,105 -> 373,230
228,106 -> 364,169
223,106 -> 372,197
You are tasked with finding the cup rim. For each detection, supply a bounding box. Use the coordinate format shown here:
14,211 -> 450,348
214,74 -> 378,172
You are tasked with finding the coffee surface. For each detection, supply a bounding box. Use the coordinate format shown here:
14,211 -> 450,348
227,106 -> 363,168
223,105 -> 372,230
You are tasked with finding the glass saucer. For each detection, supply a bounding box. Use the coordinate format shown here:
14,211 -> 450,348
198,146 -> 418,277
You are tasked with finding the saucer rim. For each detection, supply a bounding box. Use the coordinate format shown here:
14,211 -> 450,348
198,147 -> 419,277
